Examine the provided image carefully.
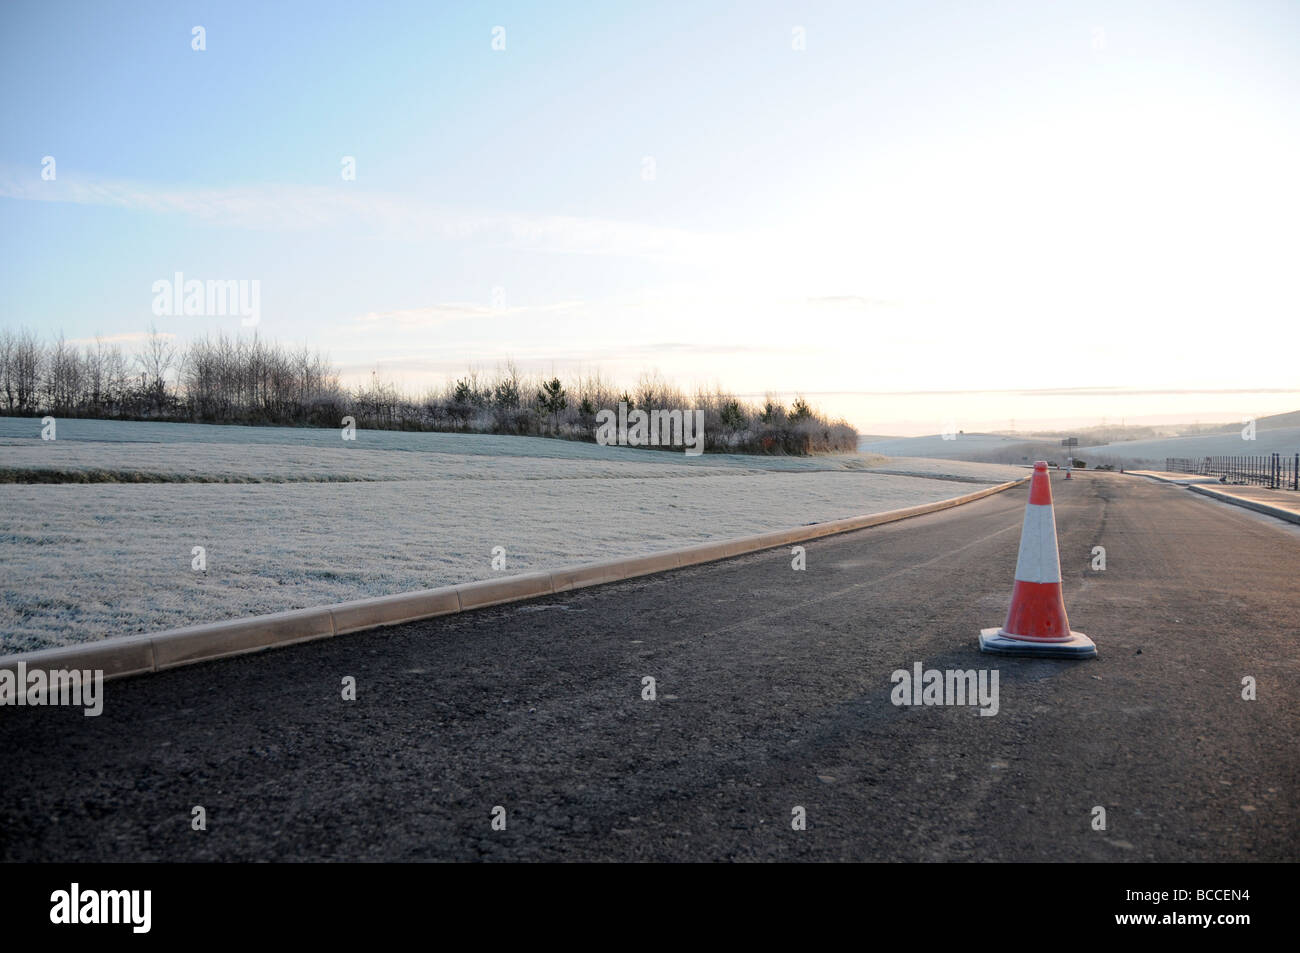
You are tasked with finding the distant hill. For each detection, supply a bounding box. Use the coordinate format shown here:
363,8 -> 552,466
859,433 -> 1027,460
860,419 -> 1300,466
982,409 -> 1300,446
1076,426 -> 1300,464
1176,409 -> 1300,436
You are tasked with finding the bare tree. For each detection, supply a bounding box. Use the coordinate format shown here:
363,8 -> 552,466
0,325 -> 857,453
0,329 -> 14,413
135,324 -> 176,414
102,342 -> 129,414
12,330 -> 41,414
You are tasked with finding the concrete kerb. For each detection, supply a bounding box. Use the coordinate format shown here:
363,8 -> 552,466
1187,484 -> 1300,526
455,572 -> 555,611
151,606 -> 337,672
1128,470 -> 1219,486
0,476 -> 1027,684
0,633 -> 158,682
1129,471 -> 1300,525
331,587 -> 461,635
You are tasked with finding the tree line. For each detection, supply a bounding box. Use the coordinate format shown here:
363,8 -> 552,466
0,327 -> 857,455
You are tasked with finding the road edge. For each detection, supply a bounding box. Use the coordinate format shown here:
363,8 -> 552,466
1129,471 -> 1300,524
1186,484 -> 1300,526
1,477 -> 1027,683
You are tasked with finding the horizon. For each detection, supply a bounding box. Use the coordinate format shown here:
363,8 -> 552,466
3,322 -> 1297,438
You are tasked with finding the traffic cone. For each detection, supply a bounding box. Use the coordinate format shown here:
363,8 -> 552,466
980,461 -> 1096,658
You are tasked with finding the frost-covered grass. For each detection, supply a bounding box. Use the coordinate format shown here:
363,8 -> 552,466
0,416 -> 862,469
0,418 -> 1020,651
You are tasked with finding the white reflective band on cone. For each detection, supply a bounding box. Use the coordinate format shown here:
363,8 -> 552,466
1012,503 -> 1062,584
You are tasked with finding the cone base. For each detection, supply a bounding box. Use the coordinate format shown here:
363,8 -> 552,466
979,627 -> 1097,659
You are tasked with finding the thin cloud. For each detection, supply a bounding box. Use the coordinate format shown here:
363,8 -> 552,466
357,304 -> 506,327
0,167 -> 729,261
350,298 -> 587,330
333,340 -> 793,378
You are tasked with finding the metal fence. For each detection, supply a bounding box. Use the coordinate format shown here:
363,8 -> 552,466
1167,453 -> 1300,490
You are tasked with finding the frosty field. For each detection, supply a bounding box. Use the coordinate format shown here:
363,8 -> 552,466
0,417 -> 1023,651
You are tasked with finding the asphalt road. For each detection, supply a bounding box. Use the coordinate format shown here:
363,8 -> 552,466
2,473 -> 1297,861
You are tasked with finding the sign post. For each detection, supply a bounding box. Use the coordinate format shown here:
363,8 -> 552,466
1061,437 -> 1078,477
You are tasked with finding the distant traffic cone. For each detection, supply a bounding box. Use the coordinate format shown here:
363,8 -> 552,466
979,461 -> 1096,658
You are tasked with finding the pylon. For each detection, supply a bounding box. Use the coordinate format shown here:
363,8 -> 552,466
980,461 -> 1096,658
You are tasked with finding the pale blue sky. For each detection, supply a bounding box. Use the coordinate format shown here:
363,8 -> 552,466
3,0 -> 1299,433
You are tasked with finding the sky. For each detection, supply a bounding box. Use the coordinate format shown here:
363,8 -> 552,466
2,0 -> 1298,436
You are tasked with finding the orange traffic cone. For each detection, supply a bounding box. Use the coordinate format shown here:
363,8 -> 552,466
980,461 -> 1096,658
